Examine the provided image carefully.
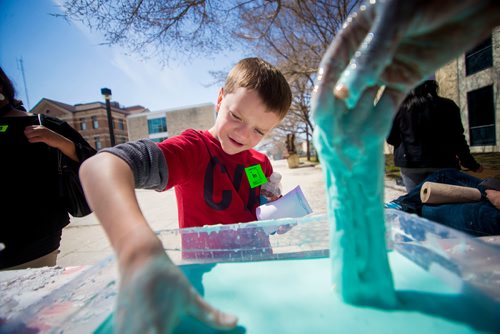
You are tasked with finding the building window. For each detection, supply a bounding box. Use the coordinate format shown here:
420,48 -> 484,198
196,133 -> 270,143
465,36 -> 492,76
118,119 -> 124,130
94,136 -> 102,150
92,116 -> 99,129
80,118 -> 87,130
467,85 -> 496,146
148,118 -> 167,134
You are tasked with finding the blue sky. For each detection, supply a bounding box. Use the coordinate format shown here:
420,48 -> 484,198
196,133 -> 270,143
0,0 -> 243,111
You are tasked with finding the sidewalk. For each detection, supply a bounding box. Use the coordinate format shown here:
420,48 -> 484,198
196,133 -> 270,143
58,159 -> 406,267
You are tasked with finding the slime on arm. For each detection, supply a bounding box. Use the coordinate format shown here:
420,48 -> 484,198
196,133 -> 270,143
312,68 -> 397,307
311,5 -> 399,308
312,0 -> 500,308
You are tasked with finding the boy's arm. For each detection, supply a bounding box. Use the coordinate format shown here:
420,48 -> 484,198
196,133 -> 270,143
79,151 -> 237,332
79,152 -> 158,268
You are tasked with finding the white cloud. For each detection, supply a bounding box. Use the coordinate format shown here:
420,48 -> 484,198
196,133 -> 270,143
108,50 -> 219,110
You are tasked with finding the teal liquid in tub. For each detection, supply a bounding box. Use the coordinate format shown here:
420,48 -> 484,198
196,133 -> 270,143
94,253 -> 498,334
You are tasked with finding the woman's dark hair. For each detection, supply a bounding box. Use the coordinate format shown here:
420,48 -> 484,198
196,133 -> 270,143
399,80 -> 439,113
0,66 -> 26,111
0,66 -> 16,103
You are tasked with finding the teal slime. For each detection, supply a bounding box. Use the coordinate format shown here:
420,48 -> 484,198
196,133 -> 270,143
95,256 -> 498,333
312,56 -> 398,305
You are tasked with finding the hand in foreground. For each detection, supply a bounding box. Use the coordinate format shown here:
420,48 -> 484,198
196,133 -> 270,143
80,154 -> 236,332
313,55 -> 402,164
116,250 -> 237,334
312,48 -> 400,307
332,0 -> 500,109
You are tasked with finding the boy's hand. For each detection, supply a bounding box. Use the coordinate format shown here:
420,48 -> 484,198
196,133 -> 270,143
116,249 -> 237,334
275,224 -> 294,235
331,0 -> 500,109
263,194 -> 282,202
80,154 -> 237,333
264,223 -> 296,235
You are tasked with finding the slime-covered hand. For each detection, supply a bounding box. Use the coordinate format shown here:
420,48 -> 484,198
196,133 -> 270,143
312,0 -> 500,309
115,250 -> 237,333
80,152 -> 237,333
312,45 -> 401,307
333,0 -> 500,109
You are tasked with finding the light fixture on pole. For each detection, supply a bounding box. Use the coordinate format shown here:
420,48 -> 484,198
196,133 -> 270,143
101,88 -> 115,146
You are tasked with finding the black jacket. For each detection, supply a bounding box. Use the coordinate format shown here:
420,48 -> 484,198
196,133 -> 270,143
387,96 -> 480,170
0,114 -> 96,268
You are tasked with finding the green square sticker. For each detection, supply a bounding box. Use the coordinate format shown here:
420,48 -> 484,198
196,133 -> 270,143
245,164 -> 268,188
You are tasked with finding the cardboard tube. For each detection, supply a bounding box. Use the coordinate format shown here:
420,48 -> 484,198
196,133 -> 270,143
420,182 -> 481,204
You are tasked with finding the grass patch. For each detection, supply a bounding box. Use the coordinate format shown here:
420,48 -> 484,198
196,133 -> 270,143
385,154 -> 400,179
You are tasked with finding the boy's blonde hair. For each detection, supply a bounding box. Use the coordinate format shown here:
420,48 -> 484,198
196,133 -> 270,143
224,58 -> 292,120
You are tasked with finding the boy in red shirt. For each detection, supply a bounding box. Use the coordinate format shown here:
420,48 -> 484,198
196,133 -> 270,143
80,58 -> 291,332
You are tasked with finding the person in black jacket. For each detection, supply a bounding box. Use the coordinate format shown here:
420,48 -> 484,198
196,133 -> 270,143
387,80 -> 483,192
0,67 -> 96,269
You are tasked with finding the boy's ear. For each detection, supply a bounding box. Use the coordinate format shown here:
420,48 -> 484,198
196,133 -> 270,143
216,88 -> 224,112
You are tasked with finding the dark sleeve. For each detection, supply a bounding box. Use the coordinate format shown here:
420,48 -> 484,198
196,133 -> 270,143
42,115 -> 97,165
57,121 -> 96,162
448,102 -> 480,170
386,109 -> 402,147
101,139 -> 168,191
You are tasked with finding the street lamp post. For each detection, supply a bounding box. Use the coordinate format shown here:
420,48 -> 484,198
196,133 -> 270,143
101,88 -> 115,147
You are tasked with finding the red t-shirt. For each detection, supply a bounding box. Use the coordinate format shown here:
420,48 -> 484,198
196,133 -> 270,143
157,129 -> 273,228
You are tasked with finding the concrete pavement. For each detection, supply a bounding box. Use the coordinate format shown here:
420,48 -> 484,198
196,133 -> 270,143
58,159 -> 405,267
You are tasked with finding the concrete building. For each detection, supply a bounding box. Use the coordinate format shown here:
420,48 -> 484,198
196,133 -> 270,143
436,26 -> 500,153
127,103 -> 216,142
385,26 -> 500,154
31,98 -> 147,150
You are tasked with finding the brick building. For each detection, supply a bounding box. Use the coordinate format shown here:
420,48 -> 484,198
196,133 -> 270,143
31,98 -> 147,150
127,103 -> 216,142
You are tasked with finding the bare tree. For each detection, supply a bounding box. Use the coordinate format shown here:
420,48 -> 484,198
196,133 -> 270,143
60,0 -> 361,158
232,1 -> 361,159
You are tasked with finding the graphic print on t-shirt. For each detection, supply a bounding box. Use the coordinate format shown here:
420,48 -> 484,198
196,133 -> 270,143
204,156 -> 258,212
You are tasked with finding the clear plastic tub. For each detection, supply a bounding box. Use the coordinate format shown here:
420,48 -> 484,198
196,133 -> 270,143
386,209 -> 500,303
2,211 -> 499,333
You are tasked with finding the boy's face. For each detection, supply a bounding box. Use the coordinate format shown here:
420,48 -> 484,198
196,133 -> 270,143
209,87 -> 281,155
